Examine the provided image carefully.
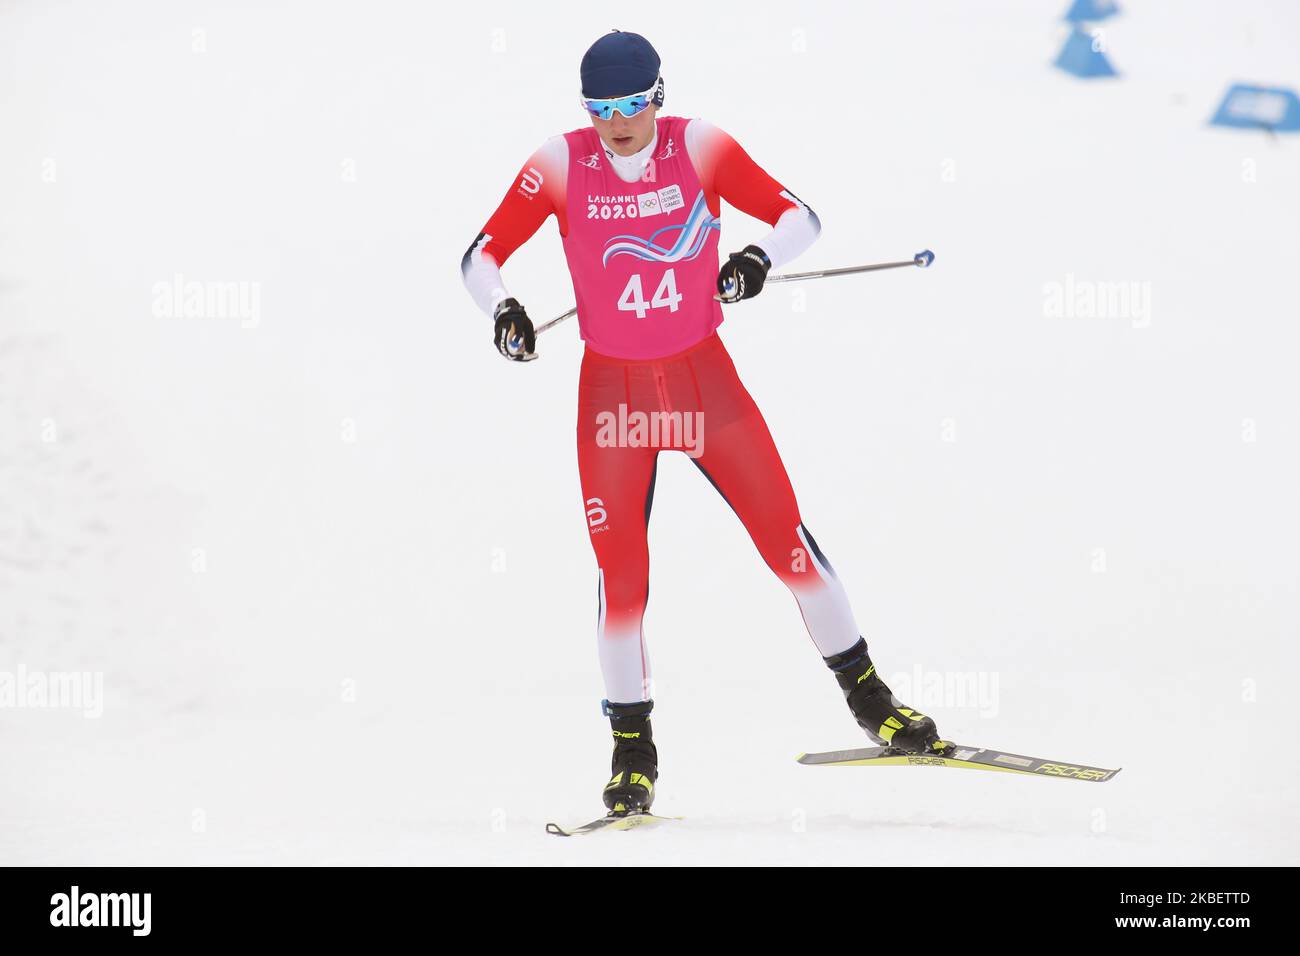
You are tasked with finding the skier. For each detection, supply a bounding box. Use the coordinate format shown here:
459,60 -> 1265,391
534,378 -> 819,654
461,30 -> 947,815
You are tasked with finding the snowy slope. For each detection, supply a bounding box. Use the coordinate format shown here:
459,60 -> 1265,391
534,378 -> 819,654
1,0 -> 1297,865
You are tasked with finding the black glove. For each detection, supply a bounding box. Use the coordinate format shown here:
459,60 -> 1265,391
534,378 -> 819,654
493,297 -> 537,362
716,245 -> 771,302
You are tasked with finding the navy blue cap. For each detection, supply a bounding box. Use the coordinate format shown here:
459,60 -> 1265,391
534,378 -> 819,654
580,30 -> 661,98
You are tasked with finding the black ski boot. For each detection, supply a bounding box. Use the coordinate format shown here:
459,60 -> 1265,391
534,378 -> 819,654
601,699 -> 658,814
824,638 -> 947,754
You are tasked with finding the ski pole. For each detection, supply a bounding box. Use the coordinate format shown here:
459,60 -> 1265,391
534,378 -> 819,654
535,308 -> 576,337
762,248 -> 934,286
514,249 -> 934,347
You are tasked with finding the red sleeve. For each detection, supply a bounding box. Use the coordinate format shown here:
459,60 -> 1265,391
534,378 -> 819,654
690,121 -> 799,226
474,138 -> 568,268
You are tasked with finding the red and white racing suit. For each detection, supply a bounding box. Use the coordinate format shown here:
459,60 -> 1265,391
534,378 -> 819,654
462,115 -> 863,702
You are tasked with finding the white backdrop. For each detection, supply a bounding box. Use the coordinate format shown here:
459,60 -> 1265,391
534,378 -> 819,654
1,0 -> 1297,864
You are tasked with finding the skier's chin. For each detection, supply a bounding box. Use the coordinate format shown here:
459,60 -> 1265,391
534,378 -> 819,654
606,134 -> 638,154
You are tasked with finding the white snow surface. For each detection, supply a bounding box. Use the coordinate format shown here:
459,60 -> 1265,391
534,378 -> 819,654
1,0 -> 1297,865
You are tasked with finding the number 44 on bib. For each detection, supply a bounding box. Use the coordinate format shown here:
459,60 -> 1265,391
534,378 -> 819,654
618,269 -> 683,319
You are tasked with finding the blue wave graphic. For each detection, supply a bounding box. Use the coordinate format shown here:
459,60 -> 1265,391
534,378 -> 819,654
602,191 -> 720,266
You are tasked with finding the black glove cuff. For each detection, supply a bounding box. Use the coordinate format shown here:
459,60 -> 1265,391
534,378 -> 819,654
493,297 -> 523,321
739,245 -> 771,274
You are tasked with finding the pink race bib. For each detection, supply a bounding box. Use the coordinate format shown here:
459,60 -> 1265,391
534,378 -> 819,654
561,116 -> 724,359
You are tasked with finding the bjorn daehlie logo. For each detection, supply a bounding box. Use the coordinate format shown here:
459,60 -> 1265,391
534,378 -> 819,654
515,167 -> 543,198
586,497 -> 608,533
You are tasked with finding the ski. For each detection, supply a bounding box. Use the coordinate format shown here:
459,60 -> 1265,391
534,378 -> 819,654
797,743 -> 1120,782
546,811 -> 682,837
